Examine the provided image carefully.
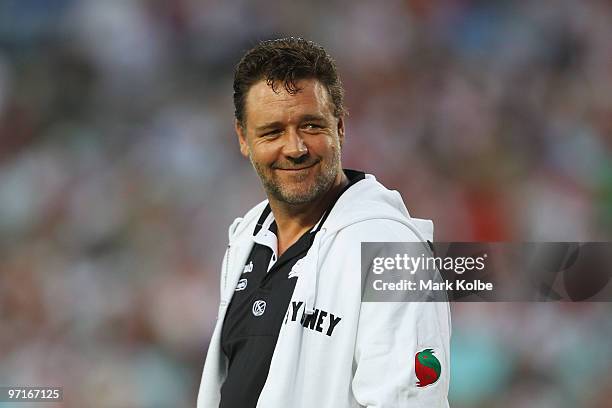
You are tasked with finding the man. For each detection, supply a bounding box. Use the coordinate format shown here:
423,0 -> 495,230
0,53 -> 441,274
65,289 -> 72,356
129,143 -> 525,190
198,37 -> 450,407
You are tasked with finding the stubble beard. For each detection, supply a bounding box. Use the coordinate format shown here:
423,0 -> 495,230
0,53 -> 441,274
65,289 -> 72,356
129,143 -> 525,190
250,144 -> 342,206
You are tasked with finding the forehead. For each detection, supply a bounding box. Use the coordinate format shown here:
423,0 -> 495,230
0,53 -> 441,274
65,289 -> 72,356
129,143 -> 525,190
244,78 -> 333,126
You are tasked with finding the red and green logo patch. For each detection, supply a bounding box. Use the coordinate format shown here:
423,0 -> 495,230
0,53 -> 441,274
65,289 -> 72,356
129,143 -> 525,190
415,348 -> 441,387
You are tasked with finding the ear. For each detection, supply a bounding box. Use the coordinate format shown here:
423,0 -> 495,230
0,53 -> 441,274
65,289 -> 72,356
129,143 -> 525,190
235,119 -> 249,158
337,116 -> 345,148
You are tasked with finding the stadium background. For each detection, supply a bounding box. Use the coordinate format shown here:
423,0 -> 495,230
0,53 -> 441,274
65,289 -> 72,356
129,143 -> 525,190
0,0 -> 611,406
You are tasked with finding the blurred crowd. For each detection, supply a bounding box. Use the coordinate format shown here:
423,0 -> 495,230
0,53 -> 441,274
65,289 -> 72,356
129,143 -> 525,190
0,0 -> 611,407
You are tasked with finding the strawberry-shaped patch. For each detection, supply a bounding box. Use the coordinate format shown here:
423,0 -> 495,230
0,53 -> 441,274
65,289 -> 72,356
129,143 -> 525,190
415,348 -> 441,387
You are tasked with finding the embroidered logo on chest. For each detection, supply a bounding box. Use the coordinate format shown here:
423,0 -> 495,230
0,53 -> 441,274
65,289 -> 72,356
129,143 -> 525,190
252,300 -> 266,316
235,278 -> 248,291
287,259 -> 304,279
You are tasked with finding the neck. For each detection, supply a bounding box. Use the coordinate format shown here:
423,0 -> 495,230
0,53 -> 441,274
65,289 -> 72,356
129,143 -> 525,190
269,170 -> 348,256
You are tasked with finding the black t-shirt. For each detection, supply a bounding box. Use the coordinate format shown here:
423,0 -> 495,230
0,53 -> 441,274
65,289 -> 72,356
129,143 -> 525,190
219,170 -> 365,408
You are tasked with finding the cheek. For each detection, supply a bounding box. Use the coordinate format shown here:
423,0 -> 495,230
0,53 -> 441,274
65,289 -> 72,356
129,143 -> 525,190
307,133 -> 337,152
250,141 -> 279,163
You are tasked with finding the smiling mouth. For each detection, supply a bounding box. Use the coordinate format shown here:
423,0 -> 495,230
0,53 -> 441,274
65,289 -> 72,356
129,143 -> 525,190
276,162 -> 318,171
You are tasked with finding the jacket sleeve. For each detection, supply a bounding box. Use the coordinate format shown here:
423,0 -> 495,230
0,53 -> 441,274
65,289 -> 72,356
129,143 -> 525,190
344,220 -> 451,407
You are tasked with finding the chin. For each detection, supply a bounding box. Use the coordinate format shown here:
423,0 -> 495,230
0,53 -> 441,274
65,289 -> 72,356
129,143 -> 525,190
280,188 -> 317,204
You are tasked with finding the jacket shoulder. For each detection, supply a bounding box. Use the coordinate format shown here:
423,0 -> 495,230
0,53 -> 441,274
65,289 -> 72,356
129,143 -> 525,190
333,217 -> 434,243
335,218 -> 423,242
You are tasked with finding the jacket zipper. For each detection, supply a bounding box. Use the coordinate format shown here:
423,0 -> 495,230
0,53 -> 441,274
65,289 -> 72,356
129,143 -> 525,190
222,243 -> 231,302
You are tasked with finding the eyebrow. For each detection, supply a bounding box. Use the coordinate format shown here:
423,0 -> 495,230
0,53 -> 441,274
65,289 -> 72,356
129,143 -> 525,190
254,114 -> 328,132
300,114 -> 327,123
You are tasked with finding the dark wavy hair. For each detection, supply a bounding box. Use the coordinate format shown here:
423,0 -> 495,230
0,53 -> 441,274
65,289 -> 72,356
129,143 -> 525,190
233,37 -> 346,128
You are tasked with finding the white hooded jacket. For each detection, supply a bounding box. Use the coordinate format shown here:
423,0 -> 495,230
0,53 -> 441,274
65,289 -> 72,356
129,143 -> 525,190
198,173 -> 451,407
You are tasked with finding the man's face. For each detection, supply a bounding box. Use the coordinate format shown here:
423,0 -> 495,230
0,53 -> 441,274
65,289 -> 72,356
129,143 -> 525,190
236,78 -> 344,205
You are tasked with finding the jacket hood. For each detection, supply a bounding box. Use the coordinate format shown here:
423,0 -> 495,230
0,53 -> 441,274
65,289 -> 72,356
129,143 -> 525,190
318,173 -> 433,241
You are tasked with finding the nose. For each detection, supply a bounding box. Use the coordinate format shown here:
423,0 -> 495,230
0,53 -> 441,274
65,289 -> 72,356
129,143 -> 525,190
282,127 -> 308,159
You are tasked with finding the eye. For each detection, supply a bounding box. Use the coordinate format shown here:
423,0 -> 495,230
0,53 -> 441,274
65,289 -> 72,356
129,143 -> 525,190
302,123 -> 323,130
261,129 -> 282,137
